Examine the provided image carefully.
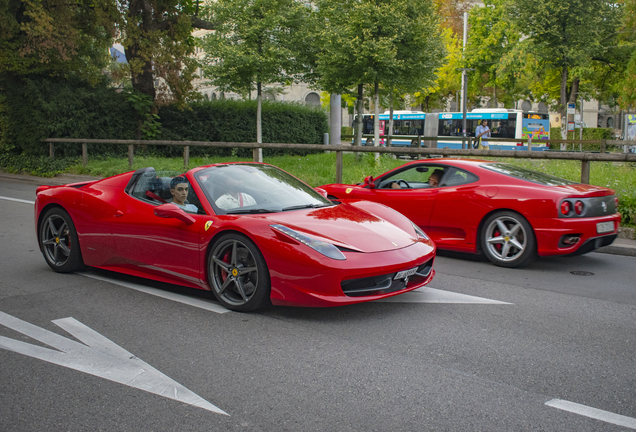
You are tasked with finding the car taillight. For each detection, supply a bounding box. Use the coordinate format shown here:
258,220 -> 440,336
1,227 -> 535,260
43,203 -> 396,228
561,201 -> 571,215
574,200 -> 584,215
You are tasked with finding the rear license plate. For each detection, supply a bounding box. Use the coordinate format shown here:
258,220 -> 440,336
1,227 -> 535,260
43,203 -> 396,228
394,267 -> 418,280
596,221 -> 614,234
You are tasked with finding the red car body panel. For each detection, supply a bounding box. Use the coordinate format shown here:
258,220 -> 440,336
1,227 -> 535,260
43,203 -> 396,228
320,159 -> 620,258
35,163 -> 436,307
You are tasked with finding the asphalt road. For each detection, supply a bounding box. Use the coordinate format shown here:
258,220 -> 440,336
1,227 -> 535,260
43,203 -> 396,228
1,179 -> 635,432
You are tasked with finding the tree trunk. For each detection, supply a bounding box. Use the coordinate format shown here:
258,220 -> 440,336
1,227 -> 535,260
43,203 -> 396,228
560,66 -> 568,145
354,84 -> 363,147
125,1 -> 156,101
373,82 -> 380,161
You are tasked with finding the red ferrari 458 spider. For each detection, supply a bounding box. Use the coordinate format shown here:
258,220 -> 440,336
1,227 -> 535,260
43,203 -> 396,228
320,159 -> 621,268
35,163 -> 436,311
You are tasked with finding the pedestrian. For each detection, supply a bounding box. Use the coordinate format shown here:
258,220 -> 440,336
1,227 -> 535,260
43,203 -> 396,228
475,120 -> 491,149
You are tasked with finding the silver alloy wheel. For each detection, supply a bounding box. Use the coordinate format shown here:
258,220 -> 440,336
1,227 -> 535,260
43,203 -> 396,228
41,214 -> 72,267
484,215 -> 528,263
210,238 -> 259,307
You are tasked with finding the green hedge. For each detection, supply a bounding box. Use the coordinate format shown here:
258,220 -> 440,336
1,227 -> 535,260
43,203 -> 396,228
0,75 -> 329,161
549,127 -> 614,151
158,100 -> 328,158
1,75 -> 137,157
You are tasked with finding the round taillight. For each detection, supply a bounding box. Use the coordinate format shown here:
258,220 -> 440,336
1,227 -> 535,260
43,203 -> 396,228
561,201 -> 571,215
574,200 -> 584,215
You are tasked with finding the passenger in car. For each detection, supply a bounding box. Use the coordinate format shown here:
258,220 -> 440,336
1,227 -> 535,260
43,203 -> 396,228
215,176 -> 257,210
169,177 -> 198,212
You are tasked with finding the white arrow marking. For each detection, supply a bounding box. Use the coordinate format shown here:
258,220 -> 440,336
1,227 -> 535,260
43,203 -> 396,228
378,287 -> 512,304
546,399 -> 636,429
0,311 -> 228,415
0,195 -> 35,205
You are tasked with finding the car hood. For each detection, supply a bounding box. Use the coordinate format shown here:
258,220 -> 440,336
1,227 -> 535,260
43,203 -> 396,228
266,203 -> 417,253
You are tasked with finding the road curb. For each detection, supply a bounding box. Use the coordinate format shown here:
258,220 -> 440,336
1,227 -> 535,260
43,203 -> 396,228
596,244 -> 636,257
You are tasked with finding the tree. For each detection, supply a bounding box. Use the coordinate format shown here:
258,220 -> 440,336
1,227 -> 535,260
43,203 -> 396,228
465,0 -> 530,108
615,0 -> 636,109
115,0 -> 216,105
200,0 -> 312,159
510,0 -> 621,139
316,0 -> 444,148
414,27 -> 462,112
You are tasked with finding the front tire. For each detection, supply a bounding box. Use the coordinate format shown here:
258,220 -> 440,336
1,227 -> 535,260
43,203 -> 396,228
481,211 -> 536,268
39,207 -> 84,273
208,233 -> 271,312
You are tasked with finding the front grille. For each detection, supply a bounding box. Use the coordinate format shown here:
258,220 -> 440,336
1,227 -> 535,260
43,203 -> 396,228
341,258 -> 434,297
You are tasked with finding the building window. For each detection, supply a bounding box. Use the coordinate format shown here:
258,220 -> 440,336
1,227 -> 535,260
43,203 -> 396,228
305,92 -> 320,106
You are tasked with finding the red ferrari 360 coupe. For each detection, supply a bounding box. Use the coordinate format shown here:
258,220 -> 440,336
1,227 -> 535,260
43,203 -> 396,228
35,163 -> 435,311
320,159 -> 621,268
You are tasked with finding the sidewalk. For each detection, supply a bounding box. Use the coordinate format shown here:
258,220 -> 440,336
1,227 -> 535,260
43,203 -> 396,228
2,171 -> 635,257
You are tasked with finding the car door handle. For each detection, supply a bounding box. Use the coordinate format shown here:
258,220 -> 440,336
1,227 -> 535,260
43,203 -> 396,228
114,210 -> 124,217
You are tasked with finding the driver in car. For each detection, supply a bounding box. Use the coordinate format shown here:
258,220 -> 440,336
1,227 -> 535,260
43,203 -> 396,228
169,177 -> 198,213
389,170 -> 442,189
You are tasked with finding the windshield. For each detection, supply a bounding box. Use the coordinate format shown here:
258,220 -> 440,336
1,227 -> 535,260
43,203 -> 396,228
195,164 -> 333,214
481,163 -> 578,186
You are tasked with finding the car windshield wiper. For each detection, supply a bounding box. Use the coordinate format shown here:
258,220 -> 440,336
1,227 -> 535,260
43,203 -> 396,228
225,208 -> 280,214
281,203 -> 334,212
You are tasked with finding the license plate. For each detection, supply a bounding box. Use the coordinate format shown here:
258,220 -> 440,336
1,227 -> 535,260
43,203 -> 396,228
394,267 -> 418,280
596,221 -> 614,234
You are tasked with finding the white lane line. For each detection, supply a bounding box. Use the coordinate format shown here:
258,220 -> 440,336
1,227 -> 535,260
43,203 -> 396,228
81,272 -> 231,314
0,195 -> 35,205
546,399 -> 636,429
0,312 -> 228,415
378,287 -> 512,304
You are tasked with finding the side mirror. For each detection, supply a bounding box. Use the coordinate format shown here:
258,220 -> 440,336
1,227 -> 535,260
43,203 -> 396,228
314,187 -> 328,198
154,203 -> 196,225
362,175 -> 375,189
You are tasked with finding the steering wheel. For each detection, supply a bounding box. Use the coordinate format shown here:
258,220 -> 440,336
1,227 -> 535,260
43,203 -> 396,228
397,179 -> 411,189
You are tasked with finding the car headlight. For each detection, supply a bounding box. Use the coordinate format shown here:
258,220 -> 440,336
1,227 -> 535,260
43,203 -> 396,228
271,224 -> 346,260
411,221 -> 429,240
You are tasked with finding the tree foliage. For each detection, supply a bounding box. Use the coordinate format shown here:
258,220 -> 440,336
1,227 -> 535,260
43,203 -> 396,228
115,0 -> 216,105
316,0 -> 444,144
465,0 -> 530,108
510,0 -> 621,117
0,0 -> 116,82
200,0 -> 311,97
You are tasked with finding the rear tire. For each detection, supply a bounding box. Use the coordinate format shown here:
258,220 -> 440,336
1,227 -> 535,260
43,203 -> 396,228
208,233 -> 271,312
481,211 -> 536,268
39,207 -> 84,273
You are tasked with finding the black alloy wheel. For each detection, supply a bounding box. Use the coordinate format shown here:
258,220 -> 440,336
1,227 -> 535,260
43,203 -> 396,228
208,233 -> 271,312
39,207 -> 84,273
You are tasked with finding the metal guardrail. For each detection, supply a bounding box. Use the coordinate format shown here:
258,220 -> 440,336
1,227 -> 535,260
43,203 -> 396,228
43,137 -> 636,185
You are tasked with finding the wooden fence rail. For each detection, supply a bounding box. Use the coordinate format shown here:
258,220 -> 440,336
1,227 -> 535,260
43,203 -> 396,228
43,138 -> 636,185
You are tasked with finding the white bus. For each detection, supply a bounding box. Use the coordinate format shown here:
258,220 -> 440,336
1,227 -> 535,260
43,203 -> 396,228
357,108 -> 550,151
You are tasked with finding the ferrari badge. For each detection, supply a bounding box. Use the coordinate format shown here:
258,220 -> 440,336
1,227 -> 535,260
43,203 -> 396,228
346,188 -> 353,194
204,221 -> 213,231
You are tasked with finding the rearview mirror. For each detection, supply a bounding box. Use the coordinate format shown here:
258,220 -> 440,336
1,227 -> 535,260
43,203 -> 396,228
362,175 -> 375,189
154,203 -> 196,225
416,167 -> 429,173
